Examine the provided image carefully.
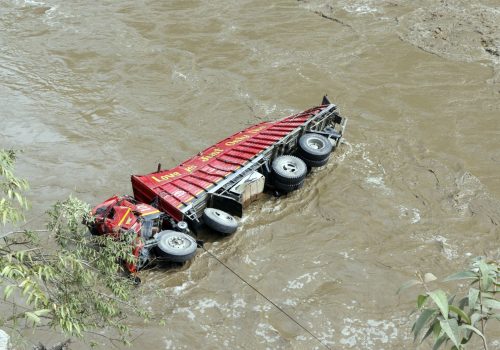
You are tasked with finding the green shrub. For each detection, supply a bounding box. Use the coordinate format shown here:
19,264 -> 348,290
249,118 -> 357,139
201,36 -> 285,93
399,257 -> 499,349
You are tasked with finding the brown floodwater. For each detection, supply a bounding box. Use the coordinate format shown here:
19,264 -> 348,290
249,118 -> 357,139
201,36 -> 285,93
1,0 -> 499,349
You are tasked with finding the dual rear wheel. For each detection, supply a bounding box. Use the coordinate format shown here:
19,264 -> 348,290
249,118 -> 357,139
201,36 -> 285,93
271,133 -> 332,193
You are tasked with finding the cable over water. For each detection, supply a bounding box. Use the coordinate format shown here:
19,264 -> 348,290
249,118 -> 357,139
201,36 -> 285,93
199,245 -> 331,350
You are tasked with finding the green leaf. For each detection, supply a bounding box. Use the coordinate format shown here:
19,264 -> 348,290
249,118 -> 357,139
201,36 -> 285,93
461,325 -> 486,343
413,309 -> 438,340
440,318 -> 460,348
421,319 -> 437,343
432,334 -> 447,350
428,290 -> 449,319
432,320 -> 442,338
25,311 -> 41,324
477,260 -> 491,290
443,271 -> 477,282
468,288 -> 479,310
470,312 -> 482,325
4,284 -> 14,300
33,309 -> 51,317
449,305 -> 471,324
397,279 -> 422,294
482,298 -> 500,310
417,294 -> 429,309
458,296 -> 468,309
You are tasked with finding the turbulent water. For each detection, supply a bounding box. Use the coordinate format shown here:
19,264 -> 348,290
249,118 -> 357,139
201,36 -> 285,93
1,0 -> 499,349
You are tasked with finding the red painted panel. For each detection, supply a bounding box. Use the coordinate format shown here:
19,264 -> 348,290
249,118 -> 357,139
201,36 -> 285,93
234,145 -> 264,154
159,183 -> 193,203
239,141 -> 268,150
208,160 -> 239,172
268,125 -> 296,131
253,135 -> 282,142
218,154 -> 247,165
183,175 -> 212,189
191,172 -> 223,183
157,191 -> 183,208
225,150 -> 256,160
261,130 -> 290,137
200,165 -> 229,178
172,179 -> 203,197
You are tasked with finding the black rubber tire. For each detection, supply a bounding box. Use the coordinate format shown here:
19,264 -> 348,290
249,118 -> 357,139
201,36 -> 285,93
297,133 -> 332,161
155,230 -> 197,263
88,225 -> 101,236
271,155 -> 307,185
273,179 -> 304,193
203,208 -> 238,235
301,155 -> 330,168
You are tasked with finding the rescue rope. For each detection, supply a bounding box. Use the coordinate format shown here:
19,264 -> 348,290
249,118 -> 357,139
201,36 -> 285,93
199,245 -> 331,350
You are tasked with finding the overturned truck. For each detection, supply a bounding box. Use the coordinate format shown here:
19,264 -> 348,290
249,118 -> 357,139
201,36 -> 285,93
88,96 -> 347,271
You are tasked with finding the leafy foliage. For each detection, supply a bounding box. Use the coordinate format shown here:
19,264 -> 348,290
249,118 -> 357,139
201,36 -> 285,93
0,149 -> 150,346
400,257 -> 499,349
0,150 -> 29,225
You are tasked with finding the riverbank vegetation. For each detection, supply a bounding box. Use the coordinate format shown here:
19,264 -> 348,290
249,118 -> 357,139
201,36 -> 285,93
0,149 -> 147,348
400,257 -> 498,349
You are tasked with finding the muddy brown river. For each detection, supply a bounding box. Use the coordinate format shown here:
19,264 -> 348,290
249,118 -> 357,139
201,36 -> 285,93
1,0 -> 499,349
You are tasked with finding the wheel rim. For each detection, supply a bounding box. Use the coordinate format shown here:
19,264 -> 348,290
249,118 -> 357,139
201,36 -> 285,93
306,138 -> 324,150
281,161 -> 298,174
210,208 -> 235,223
166,235 -> 192,250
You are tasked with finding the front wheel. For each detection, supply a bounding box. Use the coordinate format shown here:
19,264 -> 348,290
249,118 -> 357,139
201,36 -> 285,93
156,230 -> 197,263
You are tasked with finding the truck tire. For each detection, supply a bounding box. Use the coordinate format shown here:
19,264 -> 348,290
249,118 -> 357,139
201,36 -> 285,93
271,155 -> 307,185
298,133 -> 332,161
273,179 -> 304,193
301,155 -> 330,168
156,230 -> 197,263
203,208 -> 238,235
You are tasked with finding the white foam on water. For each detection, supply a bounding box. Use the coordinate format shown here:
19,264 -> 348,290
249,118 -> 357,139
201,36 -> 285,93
255,323 -> 281,343
172,71 -> 187,80
365,175 -> 392,195
232,297 -> 247,308
173,307 -> 196,321
282,272 -> 319,291
252,304 -> 272,312
427,234 -> 459,260
196,298 -> 220,313
398,205 -> 421,224
162,337 -> 173,350
318,319 -> 335,346
342,0 -> 380,14
243,254 -> 257,266
339,249 -> 355,260
283,298 -> 298,306
339,318 -> 400,348
171,280 -> 195,296
411,209 -> 421,224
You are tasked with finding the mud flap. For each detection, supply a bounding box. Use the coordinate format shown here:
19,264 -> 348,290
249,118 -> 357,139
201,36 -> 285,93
322,94 -> 331,105
208,193 -> 243,218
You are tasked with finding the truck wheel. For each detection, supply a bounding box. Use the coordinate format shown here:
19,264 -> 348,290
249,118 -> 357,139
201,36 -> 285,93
298,133 -> 332,161
301,156 -> 330,168
156,230 -> 197,263
273,179 -> 304,193
203,208 -> 238,235
271,155 -> 307,185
